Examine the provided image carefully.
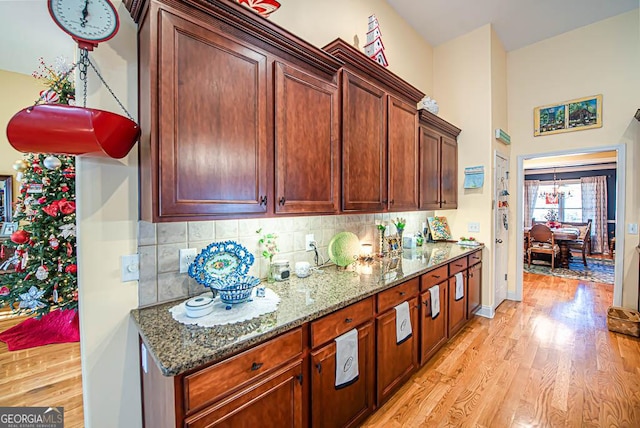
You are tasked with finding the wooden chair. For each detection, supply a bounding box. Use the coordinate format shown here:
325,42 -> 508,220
527,224 -> 560,270
568,219 -> 592,266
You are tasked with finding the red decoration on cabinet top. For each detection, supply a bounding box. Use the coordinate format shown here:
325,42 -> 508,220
235,0 -> 281,17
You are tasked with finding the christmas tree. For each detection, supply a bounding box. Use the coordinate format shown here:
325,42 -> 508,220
0,57 -> 77,318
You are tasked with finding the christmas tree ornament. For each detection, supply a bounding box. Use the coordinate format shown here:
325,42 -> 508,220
59,224 -> 76,239
62,167 -> 76,178
59,199 -> 76,215
18,286 -> 46,309
44,155 -> 62,170
12,159 -> 28,172
16,172 -> 23,182
42,176 -> 51,186
36,265 -> 49,280
65,264 -> 77,274
10,230 -> 30,245
40,89 -> 60,104
53,285 -> 59,302
49,235 -> 60,250
58,259 -> 63,272
43,201 -> 60,217
60,185 -> 69,192
66,242 -> 73,257
0,286 -> 9,296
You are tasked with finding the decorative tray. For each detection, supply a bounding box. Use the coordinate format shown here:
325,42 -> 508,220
188,241 -> 254,287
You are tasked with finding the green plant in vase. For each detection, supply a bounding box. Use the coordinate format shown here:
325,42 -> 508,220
376,221 -> 387,257
392,217 -> 406,250
257,229 -> 279,283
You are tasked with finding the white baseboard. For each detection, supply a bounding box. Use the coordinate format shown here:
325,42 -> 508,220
507,291 -> 520,301
476,305 -> 494,318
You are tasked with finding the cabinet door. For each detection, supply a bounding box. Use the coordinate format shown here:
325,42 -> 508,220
467,263 -> 482,318
448,275 -> 467,337
440,135 -> 458,209
342,71 -> 387,212
184,361 -> 303,428
158,11 -> 268,217
375,296 -> 419,406
274,62 -> 339,214
311,322 -> 375,428
419,284 -> 448,365
388,96 -> 419,211
419,126 -> 441,210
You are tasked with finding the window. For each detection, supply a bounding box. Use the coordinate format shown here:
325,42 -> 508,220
532,181 -> 582,222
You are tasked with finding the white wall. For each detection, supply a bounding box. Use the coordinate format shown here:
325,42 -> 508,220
507,10 -> 640,308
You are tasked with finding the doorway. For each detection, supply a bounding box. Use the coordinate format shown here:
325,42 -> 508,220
494,152 -> 509,309
515,145 -> 625,306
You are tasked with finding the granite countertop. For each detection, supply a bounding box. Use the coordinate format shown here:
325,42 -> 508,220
131,242 -> 482,376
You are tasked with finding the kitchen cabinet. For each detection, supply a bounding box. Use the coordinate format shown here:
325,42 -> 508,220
419,271 -> 448,365
310,297 -> 375,427
448,257 -> 468,338
129,0 -> 342,221
274,62 -> 340,214
419,110 -> 461,210
324,39 -> 424,213
375,286 -> 419,406
467,251 -> 482,318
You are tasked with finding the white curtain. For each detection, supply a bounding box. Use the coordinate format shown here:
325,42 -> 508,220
524,180 -> 540,227
581,176 -> 608,254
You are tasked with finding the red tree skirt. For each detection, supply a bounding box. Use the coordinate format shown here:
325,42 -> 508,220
0,309 -> 79,351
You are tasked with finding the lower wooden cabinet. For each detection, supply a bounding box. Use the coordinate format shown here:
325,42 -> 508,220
448,275 -> 467,338
311,322 -> 375,428
419,282 -> 448,365
375,296 -> 419,406
184,361 -> 303,428
467,263 -> 482,318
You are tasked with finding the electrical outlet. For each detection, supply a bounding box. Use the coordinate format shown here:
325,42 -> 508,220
179,248 -> 197,273
628,223 -> 638,235
121,254 -> 139,282
468,222 -> 480,233
305,234 -> 315,251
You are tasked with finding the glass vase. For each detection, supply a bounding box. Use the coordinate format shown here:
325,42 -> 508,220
267,257 -> 275,283
378,229 -> 386,257
397,229 -> 404,253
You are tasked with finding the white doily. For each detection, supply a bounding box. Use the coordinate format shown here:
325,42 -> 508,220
169,288 -> 280,327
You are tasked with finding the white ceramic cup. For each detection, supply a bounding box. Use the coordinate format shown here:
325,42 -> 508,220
295,261 -> 311,278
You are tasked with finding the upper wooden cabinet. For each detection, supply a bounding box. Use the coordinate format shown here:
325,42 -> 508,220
128,0 -> 342,221
419,110 -> 461,210
324,39 -> 424,213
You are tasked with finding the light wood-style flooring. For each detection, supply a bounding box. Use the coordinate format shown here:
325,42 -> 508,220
0,314 -> 84,427
363,272 -> 640,427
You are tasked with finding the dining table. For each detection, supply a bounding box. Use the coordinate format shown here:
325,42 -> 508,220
524,227 -> 580,268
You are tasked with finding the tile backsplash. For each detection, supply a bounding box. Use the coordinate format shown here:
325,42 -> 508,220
137,211 -> 433,306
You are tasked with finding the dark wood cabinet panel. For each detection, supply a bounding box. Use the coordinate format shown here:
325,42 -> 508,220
388,96 -> 419,211
419,280 -> 448,365
341,71 -> 387,212
158,10 -> 269,218
184,362 -> 303,428
419,126 -> 441,210
311,322 -> 375,428
274,61 -> 339,214
375,297 -> 419,406
441,136 -> 458,209
448,275 -> 467,338
467,263 -> 482,318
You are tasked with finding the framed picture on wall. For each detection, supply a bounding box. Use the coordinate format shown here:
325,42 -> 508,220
0,222 -> 18,237
534,94 -> 602,136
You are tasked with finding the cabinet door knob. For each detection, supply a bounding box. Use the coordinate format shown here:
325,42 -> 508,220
251,362 -> 263,371
382,199 -> 388,204
279,197 -> 286,206
345,317 -> 353,323
399,291 -> 405,296
390,199 -> 395,205
442,200 -> 447,204
316,363 -> 322,373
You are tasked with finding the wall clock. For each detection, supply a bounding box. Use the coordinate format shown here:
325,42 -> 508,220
48,0 -> 120,51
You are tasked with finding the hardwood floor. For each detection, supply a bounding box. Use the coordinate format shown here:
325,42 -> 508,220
362,272 -> 640,427
0,314 -> 84,427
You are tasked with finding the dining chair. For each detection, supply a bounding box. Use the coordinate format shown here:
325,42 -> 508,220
527,224 -> 560,270
568,219 -> 592,266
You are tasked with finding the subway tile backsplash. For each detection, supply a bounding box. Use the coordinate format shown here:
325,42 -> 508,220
137,211 -> 433,306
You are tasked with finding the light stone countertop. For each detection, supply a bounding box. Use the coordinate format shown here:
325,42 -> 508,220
131,242 -> 482,376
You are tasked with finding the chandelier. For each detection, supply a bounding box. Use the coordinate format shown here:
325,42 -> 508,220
539,169 -> 572,204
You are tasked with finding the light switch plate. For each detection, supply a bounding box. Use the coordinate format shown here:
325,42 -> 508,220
468,222 -> 480,233
179,248 -> 198,273
628,223 -> 638,235
121,254 -> 139,282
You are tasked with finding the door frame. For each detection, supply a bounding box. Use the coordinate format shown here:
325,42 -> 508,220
515,144 -> 625,305
493,151 -> 509,313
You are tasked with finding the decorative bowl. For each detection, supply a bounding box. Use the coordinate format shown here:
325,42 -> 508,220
184,296 -> 214,318
209,274 -> 261,305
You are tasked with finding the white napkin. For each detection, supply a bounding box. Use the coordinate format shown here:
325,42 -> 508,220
335,328 -> 359,388
394,301 -> 413,344
429,285 -> 440,319
455,272 -> 464,301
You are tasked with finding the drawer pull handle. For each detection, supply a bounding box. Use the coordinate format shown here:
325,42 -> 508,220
345,317 -> 353,323
259,195 -> 267,206
432,275 -> 441,279
251,362 -> 263,371
278,197 -> 286,206
399,291 -> 405,296
455,264 -> 463,267
316,363 -> 322,373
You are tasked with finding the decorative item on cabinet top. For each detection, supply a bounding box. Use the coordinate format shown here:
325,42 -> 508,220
234,0 -> 280,17
418,96 -> 439,115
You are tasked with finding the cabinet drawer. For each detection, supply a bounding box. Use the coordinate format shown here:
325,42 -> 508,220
184,328 -> 303,412
468,250 -> 482,266
311,297 -> 374,348
377,278 -> 419,313
448,257 -> 468,276
420,266 -> 448,290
